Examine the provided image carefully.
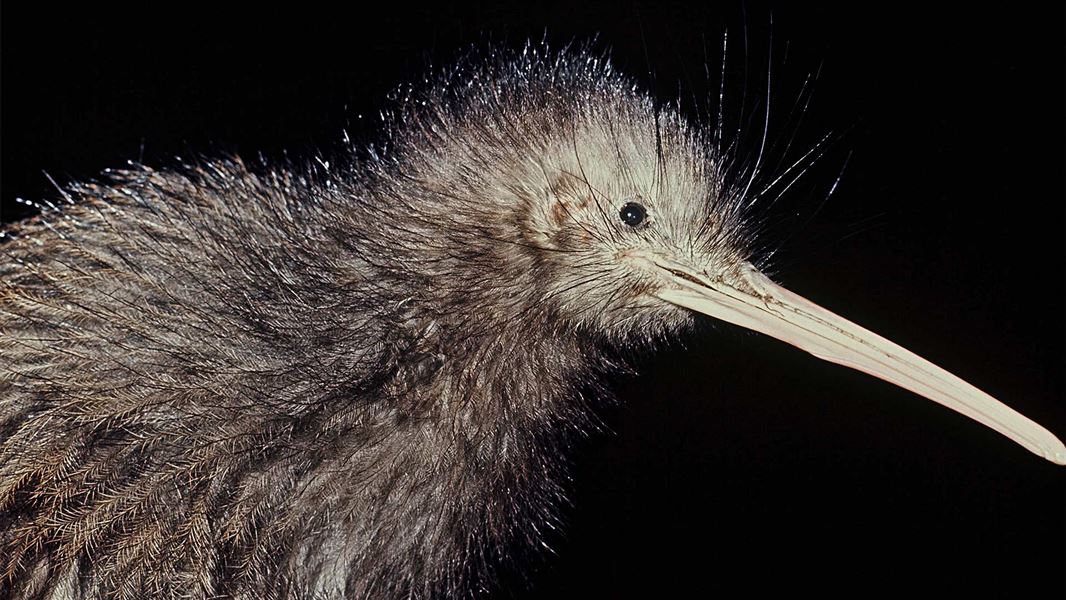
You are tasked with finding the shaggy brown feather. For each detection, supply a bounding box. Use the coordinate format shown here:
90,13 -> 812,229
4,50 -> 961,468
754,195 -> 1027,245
0,44 -> 747,599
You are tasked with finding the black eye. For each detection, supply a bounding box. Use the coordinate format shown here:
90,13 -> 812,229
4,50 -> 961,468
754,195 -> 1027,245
619,202 -> 647,227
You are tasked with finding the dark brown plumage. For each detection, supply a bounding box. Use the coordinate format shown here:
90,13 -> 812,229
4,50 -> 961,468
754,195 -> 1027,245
0,45 -> 748,599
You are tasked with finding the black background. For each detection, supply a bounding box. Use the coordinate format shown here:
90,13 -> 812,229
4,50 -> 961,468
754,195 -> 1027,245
2,2 -> 1063,598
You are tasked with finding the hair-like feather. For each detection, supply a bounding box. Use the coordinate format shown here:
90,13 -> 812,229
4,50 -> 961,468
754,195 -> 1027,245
0,43 -> 749,599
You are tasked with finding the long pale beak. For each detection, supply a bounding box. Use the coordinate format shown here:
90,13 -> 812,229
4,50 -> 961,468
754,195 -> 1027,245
652,257 -> 1066,465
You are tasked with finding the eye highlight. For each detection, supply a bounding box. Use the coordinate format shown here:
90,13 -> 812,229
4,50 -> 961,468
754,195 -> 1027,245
619,202 -> 647,227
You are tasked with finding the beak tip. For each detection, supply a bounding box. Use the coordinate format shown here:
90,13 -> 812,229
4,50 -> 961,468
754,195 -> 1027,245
1048,448 -> 1066,466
